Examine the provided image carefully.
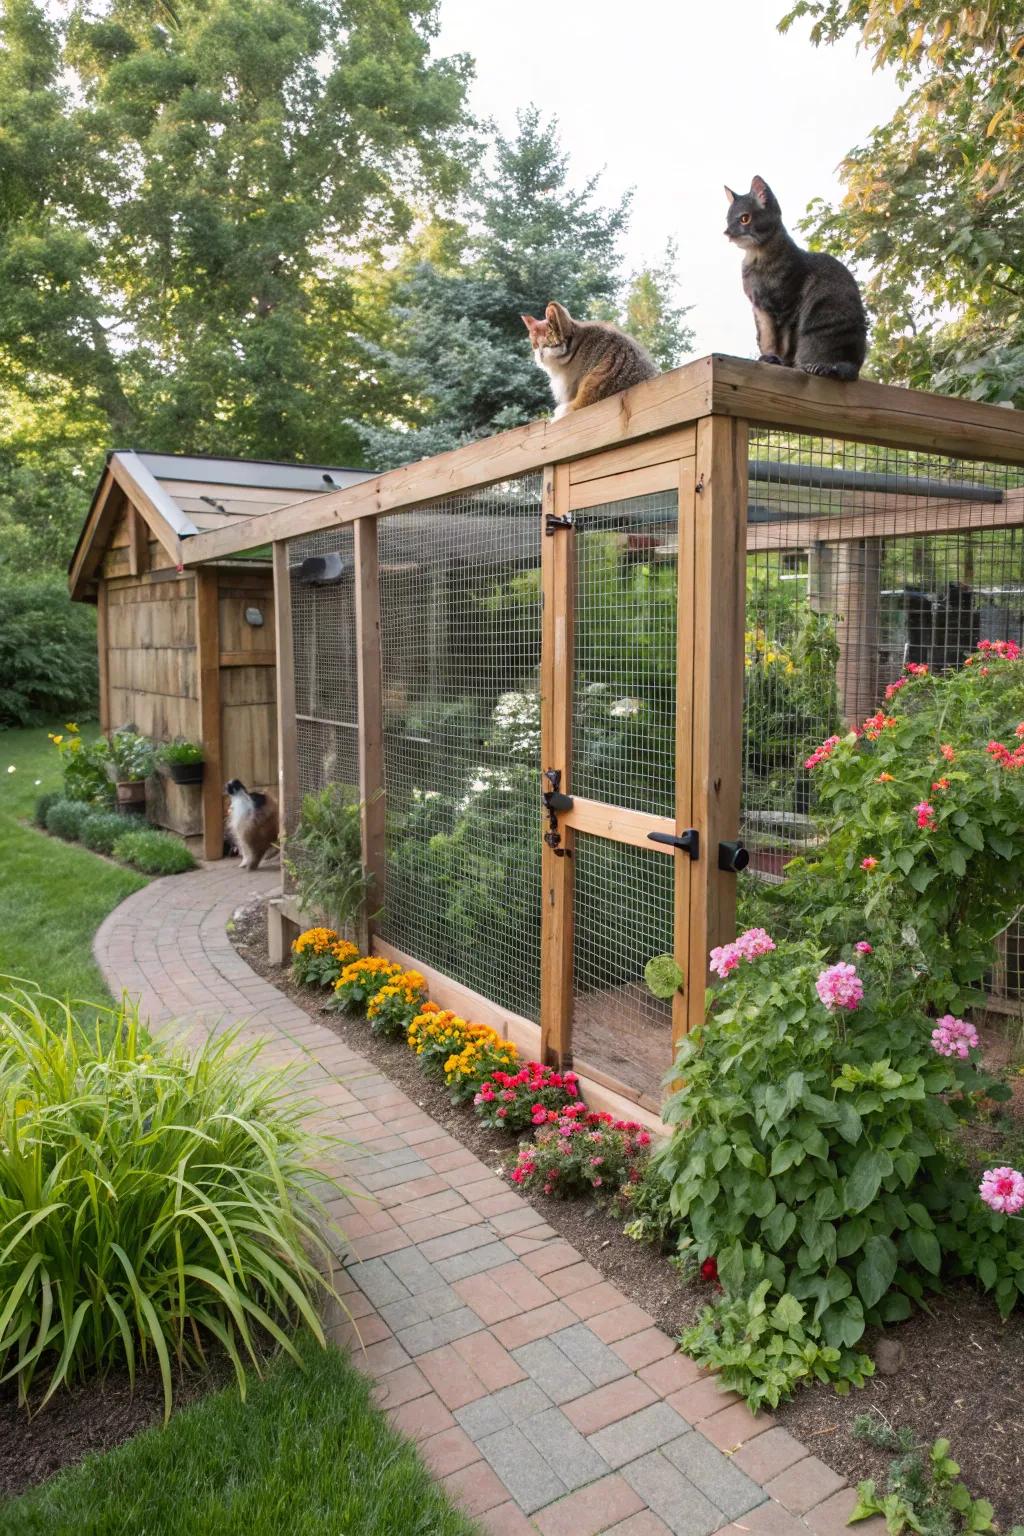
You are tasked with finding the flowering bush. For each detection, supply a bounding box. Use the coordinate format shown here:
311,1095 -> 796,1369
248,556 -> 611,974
508,1104 -> 651,1198
443,1034 -> 519,1104
473,1062 -> 580,1133
783,643 -> 1024,1013
366,971 -> 428,1038
329,956 -> 401,1012
657,927 -> 1018,1408
291,929 -> 359,989
48,723 -> 113,805
407,1009 -> 494,1080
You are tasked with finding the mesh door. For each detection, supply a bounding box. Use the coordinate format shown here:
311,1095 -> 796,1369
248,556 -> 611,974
572,833 -> 675,1104
376,478 -> 543,1020
290,527 -> 360,799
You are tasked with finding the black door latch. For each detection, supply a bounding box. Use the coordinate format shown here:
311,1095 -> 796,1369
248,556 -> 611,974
542,769 -> 574,856
647,828 -> 700,859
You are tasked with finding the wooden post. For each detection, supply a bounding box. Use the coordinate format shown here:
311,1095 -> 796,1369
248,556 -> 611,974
272,541 -> 299,893
354,517 -> 386,946
196,567 -> 224,860
127,506 -> 148,578
836,537 -> 882,727
687,416 -> 748,1031
96,583 -> 111,734
540,464 -> 575,1068
672,455 -> 697,1053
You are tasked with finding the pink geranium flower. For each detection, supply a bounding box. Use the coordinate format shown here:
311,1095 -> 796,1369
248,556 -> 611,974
805,734 -> 841,771
861,856 -> 878,871
930,1014 -> 979,1059
914,800 -> 936,831
709,943 -> 740,979
816,962 -> 864,1012
854,942 -> 873,955
979,1167 -> 1024,1215
734,927 -> 776,960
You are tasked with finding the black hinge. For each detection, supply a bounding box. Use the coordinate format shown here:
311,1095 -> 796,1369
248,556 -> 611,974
542,768 -> 574,856
545,513 -> 574,537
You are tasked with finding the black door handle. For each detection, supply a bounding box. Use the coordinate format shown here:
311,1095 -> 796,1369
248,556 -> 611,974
647,829 -> 699,859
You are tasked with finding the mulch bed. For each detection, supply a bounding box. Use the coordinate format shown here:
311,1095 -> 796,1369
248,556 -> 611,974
0,1357 -> 233,1502
231,898 -> 1024,1529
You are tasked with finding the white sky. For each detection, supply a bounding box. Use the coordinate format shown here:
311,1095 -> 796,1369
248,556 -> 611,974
434,0 -> 903,358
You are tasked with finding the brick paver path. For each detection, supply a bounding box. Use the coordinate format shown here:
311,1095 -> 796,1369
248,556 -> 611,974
95,867 -> 880,1536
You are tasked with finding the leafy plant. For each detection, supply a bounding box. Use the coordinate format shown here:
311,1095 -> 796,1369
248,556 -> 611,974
48,723 -> 113,805
79,810 -> 134,855
366,971 -> 429,1039
849,1415 -> 1000,1536
782,646 -> 1024,1013
112,828 -> 196,875
0,576 -> 98,727
620,1160 -> 682,1251
507,1104 -> 652,1199
443,1035 -> 519,1104
330,956 -> 402,1013
0,988 -> 342,1416
158,739 -> 204,766
406,1009 -> 492,1082
645,955 -> 684,1000
45,797 -> 94,841
32,791 -> 60,829
285,784 -> 374,932
290,929 -> 359,989
107,727 -> 155,783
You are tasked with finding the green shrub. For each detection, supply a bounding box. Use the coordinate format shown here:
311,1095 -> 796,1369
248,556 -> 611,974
80,810 -> 134,854
849,1416 -> 1001,1536
157,739 -> 204,765
44,797 -> 94,841
0,988 -> 342,1414
657,931 -> 1018,1410
285,783 -> 373,930
0,573 -> 98,727
107,726 -> 155,783
48,723 -> 113,804
112,827 -> 196,874
33,791 -> 61,829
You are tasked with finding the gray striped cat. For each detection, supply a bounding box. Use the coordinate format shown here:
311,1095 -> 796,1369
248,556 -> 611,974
522,302 -> 658,418
725,176 -> 867,381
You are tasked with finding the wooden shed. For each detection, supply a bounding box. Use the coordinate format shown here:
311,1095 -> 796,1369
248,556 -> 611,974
69,451 -> 374,857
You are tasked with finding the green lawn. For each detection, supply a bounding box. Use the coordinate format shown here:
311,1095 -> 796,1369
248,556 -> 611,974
0,1336 -> 479,1536
0,726 -> 146,1005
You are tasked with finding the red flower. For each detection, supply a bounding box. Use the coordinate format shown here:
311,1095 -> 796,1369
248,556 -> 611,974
700,1257 -> 718,1282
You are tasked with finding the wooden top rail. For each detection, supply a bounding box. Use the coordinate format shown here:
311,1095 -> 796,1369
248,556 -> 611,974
180,356 -> 1024,566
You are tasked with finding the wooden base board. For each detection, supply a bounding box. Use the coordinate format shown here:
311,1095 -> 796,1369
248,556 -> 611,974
372,938 -> 667,1137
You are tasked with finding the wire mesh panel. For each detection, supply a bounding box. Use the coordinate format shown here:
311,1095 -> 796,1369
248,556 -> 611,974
742,430 -> 1024,998
376,477 -> 543,1020
290,526 -> 360,799
572,833 -> 674,1104
573,490 -> 678,816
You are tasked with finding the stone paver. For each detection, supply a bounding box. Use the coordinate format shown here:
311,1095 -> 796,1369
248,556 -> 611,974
94,865 -> 856,1536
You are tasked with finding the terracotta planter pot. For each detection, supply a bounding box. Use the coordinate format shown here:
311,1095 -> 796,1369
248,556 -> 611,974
115,779 -> 147,813
168,760 -> 204,785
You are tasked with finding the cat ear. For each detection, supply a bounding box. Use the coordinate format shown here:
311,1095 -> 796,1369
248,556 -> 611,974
521,314 -> 538,333
545,301 -> 573,337
750,176 -> 773,207
724,185 -> 736,203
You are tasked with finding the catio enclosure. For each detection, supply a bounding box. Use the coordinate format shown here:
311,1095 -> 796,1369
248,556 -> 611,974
184,358 -> 1024,1118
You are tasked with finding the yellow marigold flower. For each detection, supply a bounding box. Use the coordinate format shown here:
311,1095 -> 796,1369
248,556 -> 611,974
330,939 -> 360,968
335,956 -> 401,991
292,926 -> 339,955
50,734 -> 63,746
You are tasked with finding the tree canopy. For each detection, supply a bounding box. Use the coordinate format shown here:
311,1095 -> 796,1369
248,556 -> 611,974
782,0 -> 1024,404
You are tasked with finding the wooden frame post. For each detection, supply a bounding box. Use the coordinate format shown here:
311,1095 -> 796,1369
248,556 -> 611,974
673,455 -> 697,1051
272,541 -> 299,887
96,583 -> 111,734
354,517 -> 386,948
196,567 -> 224,860
539,464 -> 575,1068
687,416 -> 748,1030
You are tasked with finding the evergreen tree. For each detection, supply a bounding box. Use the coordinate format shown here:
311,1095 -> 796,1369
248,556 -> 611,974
620,242 -> 694,373
359,108 -> 634,467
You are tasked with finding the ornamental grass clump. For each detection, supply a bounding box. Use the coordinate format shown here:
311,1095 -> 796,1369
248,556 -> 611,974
291,928 -> 358,989
508,1104 -> 652,1197
112,827 -> 196,875
79,810 -> 134,855
330,956 -> 401,1013
0,989 -> 342,1417
473,1062 -> 580,1133
366,971 -> 428,1038
44,797 -> 93,842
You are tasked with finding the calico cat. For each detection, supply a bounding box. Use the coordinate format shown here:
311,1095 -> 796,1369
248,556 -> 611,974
521,302 -> 658,418
224,779 -> 279,871
724,177 -> 867,381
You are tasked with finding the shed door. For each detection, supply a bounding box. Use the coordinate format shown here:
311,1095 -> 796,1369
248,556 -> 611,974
539,451 -> 697,1111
